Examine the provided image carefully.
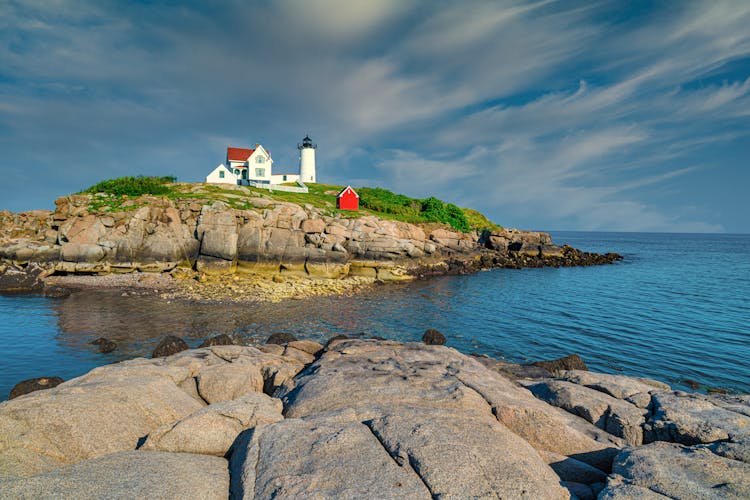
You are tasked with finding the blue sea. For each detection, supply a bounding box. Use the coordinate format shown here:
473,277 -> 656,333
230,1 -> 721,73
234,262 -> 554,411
1,232 -> 749,400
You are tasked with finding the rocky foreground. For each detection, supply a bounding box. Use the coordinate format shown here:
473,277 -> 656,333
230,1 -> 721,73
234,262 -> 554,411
1,338 -> 748,499
0,191 -> 620,297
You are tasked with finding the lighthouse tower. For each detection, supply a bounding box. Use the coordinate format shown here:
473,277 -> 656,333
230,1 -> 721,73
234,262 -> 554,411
297,134 -> 316,183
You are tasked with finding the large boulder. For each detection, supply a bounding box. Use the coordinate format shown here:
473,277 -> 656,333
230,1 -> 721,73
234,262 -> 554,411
142,392 -> 283,456
230,414 -> 432,499
0,377 -> 203,478
648,391 -> 750,445
365,408 -> 569,498
0,345 -> 306,479
558,369 -> 669,401
601,441 -> 750,498
0,450 -> 229,500
8,377 -> 64,400
528,380 -> 647,446
278,340 -> 622,472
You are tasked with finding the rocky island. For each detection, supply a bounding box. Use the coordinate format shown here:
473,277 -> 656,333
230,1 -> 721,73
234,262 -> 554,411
0,336 -> 748,498
0,179 -> 620,300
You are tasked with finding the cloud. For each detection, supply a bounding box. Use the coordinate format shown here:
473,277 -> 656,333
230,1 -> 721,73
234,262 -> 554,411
0,0 -> 748,232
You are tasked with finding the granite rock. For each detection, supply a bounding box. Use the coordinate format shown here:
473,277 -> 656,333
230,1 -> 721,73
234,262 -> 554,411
141,392 -> 283,456
0,450 -> 228,500
602,441 -> 750,499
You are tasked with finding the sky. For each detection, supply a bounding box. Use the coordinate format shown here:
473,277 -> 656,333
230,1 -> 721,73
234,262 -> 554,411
1,0 -> 749,233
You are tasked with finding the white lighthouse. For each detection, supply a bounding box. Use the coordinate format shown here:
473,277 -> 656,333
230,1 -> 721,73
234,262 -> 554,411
298,134 -> 316,183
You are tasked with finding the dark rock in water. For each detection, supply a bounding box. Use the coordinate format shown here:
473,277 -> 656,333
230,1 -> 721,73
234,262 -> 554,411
682,378 -> 701,389
198,334 -> 234,348
9,376 -> 64,400
90,337 -> 117,353
152,335 -> 189,358
707,387 -> 729,395
266,332 -> 298,345
324,334 -> 349,348
422,328 -> 446,345
530,354 -> 587,373
370,335 -> 386,341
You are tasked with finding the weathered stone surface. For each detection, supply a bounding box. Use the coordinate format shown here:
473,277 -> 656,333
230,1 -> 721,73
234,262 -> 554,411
300,218 -> 325,233
8,377 -> 64,400
473,355 -> 552,379
196,353 -> 303,404
279,340 -> 621,472
0,377 -> 202,478
598,478 -> 669,499
602,441 -> 750,499
152,335 -> 189,358
142,392 -> 283,456
281,345 -> 315,364
230,414 -> 431,499
286,340 -> 323,356
367,408 -> 569,499
0,451 -> 229,500
563,481 -> 595,500
531,354 -> 587,373
708,435 -> 750,463
0,263 -> 52,292
648,391 -> 750,445
421,328 -> 446,345
197,206 -> 238,261
528,380 -> 647,446
558,369 -> 669,400
539,450 -> 608,484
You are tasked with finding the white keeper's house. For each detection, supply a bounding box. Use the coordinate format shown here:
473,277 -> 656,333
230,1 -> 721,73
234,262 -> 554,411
206,135 -> 317,186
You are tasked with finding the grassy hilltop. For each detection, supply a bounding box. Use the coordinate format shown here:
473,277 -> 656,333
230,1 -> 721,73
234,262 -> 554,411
80,176 -> 500,233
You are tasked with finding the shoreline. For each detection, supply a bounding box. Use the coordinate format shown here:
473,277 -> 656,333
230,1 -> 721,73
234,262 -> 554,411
1,338 -> 748,497
40,270 -> 379,304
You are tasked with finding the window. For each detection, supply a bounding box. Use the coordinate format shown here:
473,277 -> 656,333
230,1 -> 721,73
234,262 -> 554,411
219,170 -> 225,179
255,168 -> 265,177
283,175 -> 287,181
234,169 -> 240,175
256,156 -> 265,163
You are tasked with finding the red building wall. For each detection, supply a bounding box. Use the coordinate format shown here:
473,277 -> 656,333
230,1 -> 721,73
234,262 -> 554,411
337,188 -> 359,210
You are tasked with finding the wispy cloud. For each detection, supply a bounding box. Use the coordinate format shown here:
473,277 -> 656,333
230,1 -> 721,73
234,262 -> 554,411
0,0 -> 748,232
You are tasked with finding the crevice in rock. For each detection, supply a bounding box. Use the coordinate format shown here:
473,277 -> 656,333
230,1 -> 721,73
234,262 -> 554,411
227,428 -> 261,500
361,420 -> 436,499
406,453 -> 438,499
217,411 -> 248,428
361,420 -> 401,467
192,377 -> 210,405
453,374 -> 497,418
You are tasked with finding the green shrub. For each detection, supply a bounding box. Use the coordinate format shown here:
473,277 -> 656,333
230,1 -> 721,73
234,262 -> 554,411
421,197 -> 471,232
83,176 -> 177,197
358,187 -> 422,217
358,188 -> 472,232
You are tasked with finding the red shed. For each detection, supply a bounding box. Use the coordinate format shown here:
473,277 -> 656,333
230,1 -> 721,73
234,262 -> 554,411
336,186 -> 359,211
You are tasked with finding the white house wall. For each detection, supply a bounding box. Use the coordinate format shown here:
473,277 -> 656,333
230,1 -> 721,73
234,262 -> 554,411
270,174 -> 300,184
206,164 -> 238,185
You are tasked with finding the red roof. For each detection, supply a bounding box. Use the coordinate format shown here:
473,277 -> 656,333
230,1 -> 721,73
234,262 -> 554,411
337,186 -> 359,198
227,147 -> 254,162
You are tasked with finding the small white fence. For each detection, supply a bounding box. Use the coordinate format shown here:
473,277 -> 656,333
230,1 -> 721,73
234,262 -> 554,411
238,180 -> 308,193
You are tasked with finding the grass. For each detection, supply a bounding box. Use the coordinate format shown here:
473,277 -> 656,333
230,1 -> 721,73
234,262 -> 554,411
83,176 -> 176,197
78,178 -> 500,232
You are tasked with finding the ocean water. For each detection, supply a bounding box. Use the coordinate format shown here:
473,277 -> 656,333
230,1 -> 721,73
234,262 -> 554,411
1,231 -> 748,400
